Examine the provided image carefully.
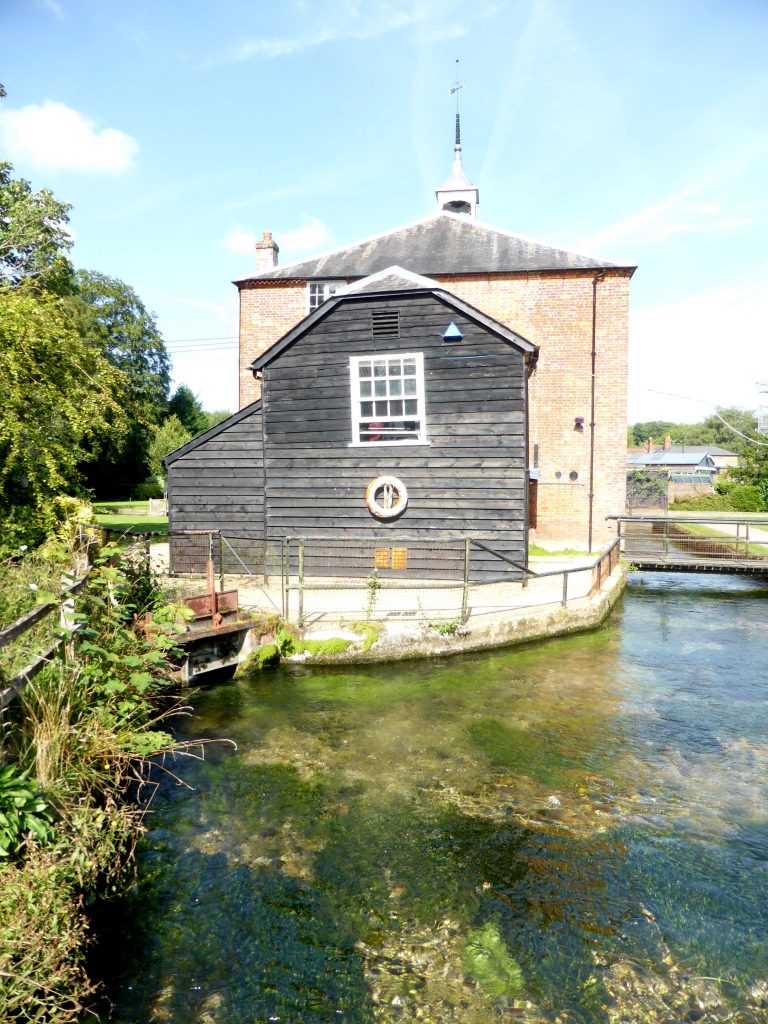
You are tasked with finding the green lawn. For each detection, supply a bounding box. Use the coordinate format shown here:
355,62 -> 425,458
529,544 -> 588,557
670,521 -> 768,556
93,500 -> 168,534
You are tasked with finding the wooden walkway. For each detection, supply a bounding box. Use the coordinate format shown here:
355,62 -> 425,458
608,515 -> 768,575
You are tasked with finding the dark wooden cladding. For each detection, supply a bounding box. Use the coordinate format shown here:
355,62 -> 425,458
167,290 -> 531,578
167,412 -> 265,546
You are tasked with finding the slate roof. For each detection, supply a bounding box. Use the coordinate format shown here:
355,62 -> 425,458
628,452 -> 716,468
234,212 -> 632,284
658,445 -> 737,457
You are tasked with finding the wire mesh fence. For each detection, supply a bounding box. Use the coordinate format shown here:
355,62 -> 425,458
279,536 -> 472,626
167,532 -> 275,578
162,530 -> 622,629
615,517 -> 768,565
260,536 -> 618,627
626,470 -> 668,512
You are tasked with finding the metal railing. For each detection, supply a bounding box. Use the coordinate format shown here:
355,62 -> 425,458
609,515 -> 768,566
160,530 -> 623,628
280,536 -> 473,627
471,537 -> 621,608
279,535 -> 622,627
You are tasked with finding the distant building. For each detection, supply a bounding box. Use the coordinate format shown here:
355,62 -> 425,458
627,451 -> 718,476
629,434 -> 738,473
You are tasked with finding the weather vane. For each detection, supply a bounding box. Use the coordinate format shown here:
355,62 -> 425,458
449,59 -> 464,146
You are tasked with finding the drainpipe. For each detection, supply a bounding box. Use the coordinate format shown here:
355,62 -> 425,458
588,270 -> 606,554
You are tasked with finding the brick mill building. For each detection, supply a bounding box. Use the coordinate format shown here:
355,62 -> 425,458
231,138 -> 635,550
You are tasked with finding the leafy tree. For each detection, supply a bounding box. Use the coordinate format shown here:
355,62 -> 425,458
0,102 -> 169,510
204,409 -> 232,430
0,285 -> 131,545
628,421 -> 676,447
728,483 -> 764,512
168,384 -> 208,436
74,270 -> 170,416
147,416 -> 192,484
628,408 -> 757,455
72,270 -> 171,496
699,407 -> 758,456
0,89 -> 73,291
626,469 -> 667,510
726,436 -> 768,510
0,161 -> 75,292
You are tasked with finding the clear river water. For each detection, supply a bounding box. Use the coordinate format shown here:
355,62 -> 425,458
99,573 -> 768,1023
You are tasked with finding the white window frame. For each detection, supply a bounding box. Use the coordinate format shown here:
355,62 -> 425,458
349,352 -> 428,447
307,280 -> 342,313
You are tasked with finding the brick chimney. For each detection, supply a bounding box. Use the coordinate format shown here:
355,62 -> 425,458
663,434 -> 672,450
255,230 -> 279,271
644,436 -> 654,453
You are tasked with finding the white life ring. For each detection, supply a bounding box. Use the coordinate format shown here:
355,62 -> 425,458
365,476 -> 408,519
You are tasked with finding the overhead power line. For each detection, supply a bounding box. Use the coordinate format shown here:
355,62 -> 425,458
644,388 -> 768,448
168,344 -> 237,354
162,337 -> 234,350
165,335 -> 237,345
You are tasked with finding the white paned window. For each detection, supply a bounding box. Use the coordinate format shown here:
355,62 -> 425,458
349,352 -> 427,445
307,281 -> 341,312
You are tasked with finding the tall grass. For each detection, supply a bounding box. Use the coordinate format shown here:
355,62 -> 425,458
0,535 -> 197,1021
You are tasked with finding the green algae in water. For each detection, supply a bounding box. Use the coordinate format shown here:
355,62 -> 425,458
466,717 -> 575,787
462,922 -> 524,997
100,579 -> 768,1022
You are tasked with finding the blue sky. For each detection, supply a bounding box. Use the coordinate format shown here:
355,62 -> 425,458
2,0 -> 767,424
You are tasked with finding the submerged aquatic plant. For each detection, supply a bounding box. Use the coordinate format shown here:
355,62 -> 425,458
462,921 -> 524,998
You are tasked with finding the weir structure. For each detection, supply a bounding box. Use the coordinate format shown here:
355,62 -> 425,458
609,514 -> 768,575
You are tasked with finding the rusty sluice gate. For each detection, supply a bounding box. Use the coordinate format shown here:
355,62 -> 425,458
175,539 -> 261,682
609,515 -> 768,575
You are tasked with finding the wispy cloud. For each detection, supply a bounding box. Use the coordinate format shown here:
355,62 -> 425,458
143,286 -> 238,331
36,0 -> 64,17
183,296 -> 238,326
214,173 -> 343,217
480,0 -> 624,188
0,100 -> 137,173
223,218 -> 332,258
223,228 -> 258,256
202,0 -> 485,67
577,186 -> 756,252
281,218 -> 333,254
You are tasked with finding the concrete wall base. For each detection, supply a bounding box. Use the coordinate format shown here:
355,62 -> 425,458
290,566 -> 628,666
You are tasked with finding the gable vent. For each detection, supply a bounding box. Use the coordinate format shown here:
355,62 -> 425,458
371,310 -> 400,338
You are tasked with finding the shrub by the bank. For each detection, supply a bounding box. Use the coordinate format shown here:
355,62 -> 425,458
0,853 -> 94,1022
728,483 -> 765,512
132,476 -> 164,500
671,488 -> 768,513
669,493 -> 735,512
0,539 -> 192,1022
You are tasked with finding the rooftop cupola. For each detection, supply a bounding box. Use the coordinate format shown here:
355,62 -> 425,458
435,77 -> 479,217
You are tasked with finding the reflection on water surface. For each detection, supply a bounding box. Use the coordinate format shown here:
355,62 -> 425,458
102,573 -> 768,1023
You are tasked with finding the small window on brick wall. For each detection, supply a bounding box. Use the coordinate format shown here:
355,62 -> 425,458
307,281 -> 341,312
